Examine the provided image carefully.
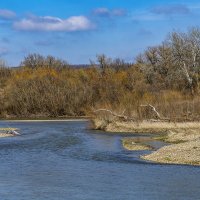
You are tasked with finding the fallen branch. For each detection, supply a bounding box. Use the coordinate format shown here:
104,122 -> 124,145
93,109 -> 134,121
140,104 -> 170,121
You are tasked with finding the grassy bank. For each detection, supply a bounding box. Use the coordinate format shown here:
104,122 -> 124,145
122,137 -> 152,151
92,119 -> 200,133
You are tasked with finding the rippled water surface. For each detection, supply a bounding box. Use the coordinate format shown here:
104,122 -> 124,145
0,120 -> 200,200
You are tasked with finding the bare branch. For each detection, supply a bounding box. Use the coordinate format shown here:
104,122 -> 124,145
140,104 -> 170,121
93,109 -> 134,121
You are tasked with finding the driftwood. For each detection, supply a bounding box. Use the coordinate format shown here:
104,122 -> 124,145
94,104 -> 170,122
140,104 -> 170,121
93,109 -> 134,121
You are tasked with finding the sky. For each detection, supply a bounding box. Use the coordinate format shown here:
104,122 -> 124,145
1,0 -> 200,66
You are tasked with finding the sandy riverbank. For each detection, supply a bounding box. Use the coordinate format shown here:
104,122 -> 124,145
141,128 -> 200,165
93,119 -> 200,166
0,133 -> 14,138
141,139 -> 200,165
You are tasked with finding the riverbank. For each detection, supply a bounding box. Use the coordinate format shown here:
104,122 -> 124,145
141,139 -> 200,165
0,115 -> 90,121
93,119 -> 200,133
141,128 -> 200,165
93,119 -> 200,166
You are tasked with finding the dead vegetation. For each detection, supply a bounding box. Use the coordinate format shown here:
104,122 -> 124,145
122,137 -> 152,151
1,28 -> 200,119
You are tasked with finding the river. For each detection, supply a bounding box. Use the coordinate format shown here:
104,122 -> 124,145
0,120 -> 199,200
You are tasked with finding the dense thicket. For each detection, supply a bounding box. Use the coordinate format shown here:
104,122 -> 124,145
1,28 -> 200,120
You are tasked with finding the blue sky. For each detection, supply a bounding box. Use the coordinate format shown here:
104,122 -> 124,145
1,0 -> 200,66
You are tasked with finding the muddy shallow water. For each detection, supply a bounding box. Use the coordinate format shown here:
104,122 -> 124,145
0,120 -> 199,200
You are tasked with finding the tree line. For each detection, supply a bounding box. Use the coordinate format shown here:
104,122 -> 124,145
0,27 -> 200,120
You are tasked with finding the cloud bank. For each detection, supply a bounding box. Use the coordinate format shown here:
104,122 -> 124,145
14,15 -> 94,32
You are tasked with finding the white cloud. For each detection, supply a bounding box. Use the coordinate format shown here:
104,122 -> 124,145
14,15 -> 94,32
0,9 -> 16,19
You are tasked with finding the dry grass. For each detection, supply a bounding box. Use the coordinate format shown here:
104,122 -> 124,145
0,128 -> 18,131
122,137 -> 152,151
93,119 -> 200,133
163,129 -> 200,143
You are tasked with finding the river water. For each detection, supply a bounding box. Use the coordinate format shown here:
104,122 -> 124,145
0,120 -> 199,200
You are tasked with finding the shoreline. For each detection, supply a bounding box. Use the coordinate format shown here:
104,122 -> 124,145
0,119 -> 90,138
92,119 -> 200,166
3,119 -> 90,122
0,116 -> 90,121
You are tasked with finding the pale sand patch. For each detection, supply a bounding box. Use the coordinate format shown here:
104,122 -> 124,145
141,139 -> 200,165
0,133 -> 14,138
141,129 -> 200,165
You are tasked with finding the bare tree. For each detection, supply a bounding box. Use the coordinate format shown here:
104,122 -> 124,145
21,53 -> 69,69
